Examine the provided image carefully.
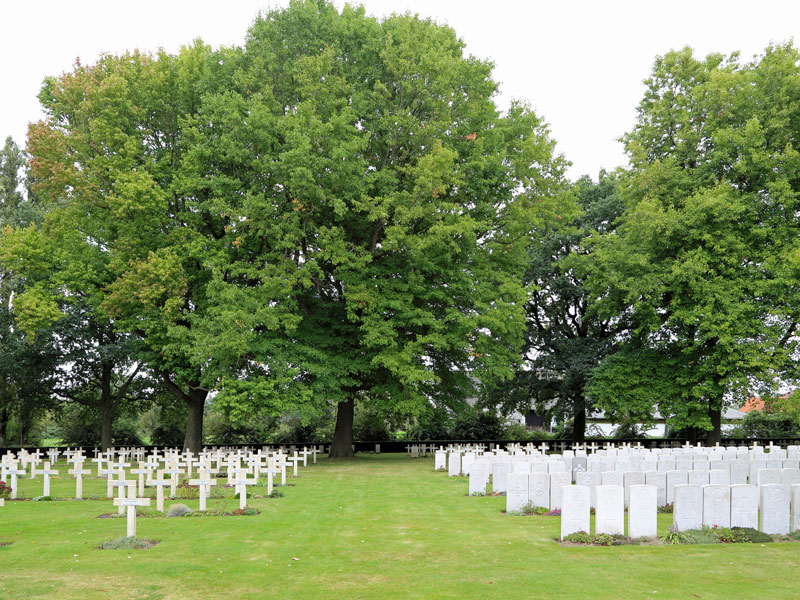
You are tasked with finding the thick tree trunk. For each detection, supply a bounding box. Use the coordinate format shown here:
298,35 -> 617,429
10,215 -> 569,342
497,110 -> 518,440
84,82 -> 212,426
686,426 -> 697,445
707,404 -> 722,445
99,362 -> 114,451
572,400 -> 586,443
329,399 -> 355,458
183,388 -> 208,453
100,399 -> 114,451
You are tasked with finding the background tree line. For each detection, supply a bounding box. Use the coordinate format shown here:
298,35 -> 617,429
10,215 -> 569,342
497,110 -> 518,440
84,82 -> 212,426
3,1 -> 800,451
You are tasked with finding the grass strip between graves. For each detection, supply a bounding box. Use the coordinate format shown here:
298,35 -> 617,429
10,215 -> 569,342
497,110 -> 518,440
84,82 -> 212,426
1,454 -> 799,599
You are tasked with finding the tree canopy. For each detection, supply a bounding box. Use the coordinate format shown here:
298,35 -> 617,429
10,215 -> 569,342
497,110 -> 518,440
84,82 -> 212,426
585,45 -> 800,442
5,7 -> 800,449
11,0 -> 569,454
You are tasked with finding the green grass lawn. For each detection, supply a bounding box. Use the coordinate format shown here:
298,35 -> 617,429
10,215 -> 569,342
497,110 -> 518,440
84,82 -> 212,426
1,454 -> 798,599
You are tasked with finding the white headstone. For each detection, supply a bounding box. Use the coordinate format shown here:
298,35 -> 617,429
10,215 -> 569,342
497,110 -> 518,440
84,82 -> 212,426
729,460 -> 748,485
528,472 -> 550,509
781,468 -> 800,487
624,471 -> 645,507
628,485 -> 657,538
709,469 -> 730,485
560,484 -> 590,539
673,484 -> 703,531
792,484 -> 800,533
730,484 -> 758,529
595,485 -> 624,535
688,470 -> 710,486
492,461 -> 511,494
666,470 -> 688,505
702,484 -> 731,528
575,471 -> 598,508
434,451 -> 447,471
462,452 -> 476,476
758,468 -> 782,486
550,472 -> 571,509
760,483 -> 791,535
506,472 -> 529,513
601,471 -> 623,487
645,471 -> 667,507
469,461 -> 489,496
448,452 -> 461,477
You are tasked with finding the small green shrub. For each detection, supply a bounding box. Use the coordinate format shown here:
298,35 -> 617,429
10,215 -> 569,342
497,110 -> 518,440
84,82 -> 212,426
716,527 -> 773,544
32,496 -> 53,502
167,503 -> 192,517
521,503 -> 549,516
230,507 -> 260,516
470,490 -> 485,497
176,479 -> 199,500
563,531 -> 592,544
681,527 -> 721,545
268,489 -> 284,498
657,504 -> 674,513
593,533 -> 615,546
659,525 -> 688,545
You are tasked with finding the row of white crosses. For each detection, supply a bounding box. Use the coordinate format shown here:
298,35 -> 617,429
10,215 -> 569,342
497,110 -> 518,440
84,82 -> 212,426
0,445 -> 319,508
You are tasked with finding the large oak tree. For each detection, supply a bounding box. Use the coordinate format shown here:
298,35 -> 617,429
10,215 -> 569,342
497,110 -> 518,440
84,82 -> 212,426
20,1 -> 568,454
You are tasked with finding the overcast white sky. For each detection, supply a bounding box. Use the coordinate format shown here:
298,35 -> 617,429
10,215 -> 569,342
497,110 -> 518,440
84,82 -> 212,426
3,1 -> 799,180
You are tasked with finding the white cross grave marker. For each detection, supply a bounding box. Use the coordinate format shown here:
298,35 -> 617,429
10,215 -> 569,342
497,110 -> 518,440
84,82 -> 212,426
68,463 -> 91,499
39,461 -> 59,497
231,477 -> 256,509
130,463 -> 150,497
8,466 -> 25,500
147,471 -> 170,513
113,483 -> 150,537
188,471 -> 217,511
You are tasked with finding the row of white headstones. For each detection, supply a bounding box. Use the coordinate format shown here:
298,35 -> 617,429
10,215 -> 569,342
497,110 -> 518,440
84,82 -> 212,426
0,446 -> 323,537
432,443 -> 800,539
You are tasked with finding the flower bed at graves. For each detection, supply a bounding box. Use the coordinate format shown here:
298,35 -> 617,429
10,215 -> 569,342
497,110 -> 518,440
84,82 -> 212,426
503,505 -> 563,516
561,532 -> 644,546
559,527 -> 800,546
661,525 -> 800,545
97,536 -> 160,550
95,507 -> 261,519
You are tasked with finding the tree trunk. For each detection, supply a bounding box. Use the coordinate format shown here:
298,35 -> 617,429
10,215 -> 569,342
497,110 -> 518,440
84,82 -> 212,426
329,399 -> 355,458
0,403 -> 8,446
572,400 -> 586,443
707,404 -> 722,445
18,412 -> 28,446
686,426 -> 697,445
99,362 -> 114,451
183,388 -> 208,453
100,399 -> 114,451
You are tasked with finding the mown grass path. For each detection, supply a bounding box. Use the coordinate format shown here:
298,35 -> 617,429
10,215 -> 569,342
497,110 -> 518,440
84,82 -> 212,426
1,453 -> 799,599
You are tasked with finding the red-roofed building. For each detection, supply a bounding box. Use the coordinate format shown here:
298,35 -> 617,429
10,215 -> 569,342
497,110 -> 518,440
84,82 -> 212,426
741,393 -> 791,413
